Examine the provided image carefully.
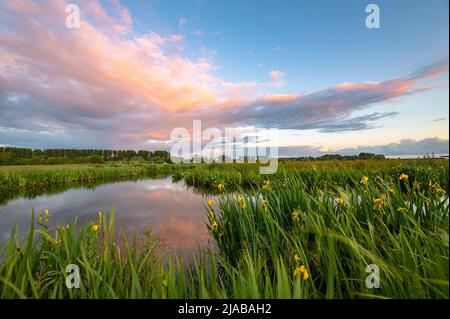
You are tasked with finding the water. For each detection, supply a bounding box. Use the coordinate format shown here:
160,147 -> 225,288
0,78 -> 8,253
0,177 -> 214,253
385,154 -> 449,159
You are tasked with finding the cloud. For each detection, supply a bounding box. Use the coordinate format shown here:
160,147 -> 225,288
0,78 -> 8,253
190,29 -> 205,37
278,137 -> 449,157
269,70 -> 284,81
169,34 -> 184,42
306,112 -> 400,133
338,137 -> 449,156
0,0 -> 448,149
408,59 -> 450,80
179,17 -> 187,28
277,145 -> 325,157
268,70 -> 285,87
273,45 -> 284,51
213,59 -> 448,131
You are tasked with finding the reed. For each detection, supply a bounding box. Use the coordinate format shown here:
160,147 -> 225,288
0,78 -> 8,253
0,163 -> 194,193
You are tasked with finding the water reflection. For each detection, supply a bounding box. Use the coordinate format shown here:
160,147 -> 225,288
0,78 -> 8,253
0,178 -> 213,253
0,174 -> 173,206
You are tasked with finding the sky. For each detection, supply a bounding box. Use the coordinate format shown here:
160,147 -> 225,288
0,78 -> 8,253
0,0 -> 448,157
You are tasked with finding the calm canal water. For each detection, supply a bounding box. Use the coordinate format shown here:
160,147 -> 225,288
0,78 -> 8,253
0,177 -> 215,253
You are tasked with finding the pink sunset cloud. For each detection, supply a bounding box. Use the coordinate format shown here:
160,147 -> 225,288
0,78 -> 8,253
268,70 -> 286,87
269,70 -> 285,81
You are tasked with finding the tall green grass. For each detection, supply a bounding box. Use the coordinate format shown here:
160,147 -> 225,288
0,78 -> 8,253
0,210 -> 225,298
208,172 -> 449,298
183,159 -> 449,192
0,209 -> 355,299
0,163 -> 193,194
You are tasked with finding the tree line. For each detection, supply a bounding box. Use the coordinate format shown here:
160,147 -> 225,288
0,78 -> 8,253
0,147 -> 387,166
281,152 -> 386,161
0,147 -> 171,165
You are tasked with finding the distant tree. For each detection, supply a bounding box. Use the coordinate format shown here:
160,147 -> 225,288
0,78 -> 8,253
88,155 -> 104,164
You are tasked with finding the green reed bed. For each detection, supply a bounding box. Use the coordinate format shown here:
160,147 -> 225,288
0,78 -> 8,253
182,160 -> 449,192
207,172 -> 449,298
0,210 -> 226,298
0,209 -> 382,299
0,163 -> 193,193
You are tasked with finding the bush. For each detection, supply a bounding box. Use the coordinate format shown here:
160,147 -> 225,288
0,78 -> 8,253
87,155 -> 104,164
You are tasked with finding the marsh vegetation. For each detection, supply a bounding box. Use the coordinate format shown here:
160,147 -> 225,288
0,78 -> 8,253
0,159 -> 448,298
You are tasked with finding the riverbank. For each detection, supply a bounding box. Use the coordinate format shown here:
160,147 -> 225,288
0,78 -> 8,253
0,162 -> 194,193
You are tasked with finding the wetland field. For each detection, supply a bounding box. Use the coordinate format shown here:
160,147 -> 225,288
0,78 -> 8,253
0,159 -> 448,299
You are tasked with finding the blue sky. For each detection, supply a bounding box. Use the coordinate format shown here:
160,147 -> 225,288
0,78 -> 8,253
124,0 -> 448,88
0,0 -> 448,156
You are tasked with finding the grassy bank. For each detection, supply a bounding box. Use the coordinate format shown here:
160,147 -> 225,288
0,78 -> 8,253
0,163 -> 193,194
182,159 -> 449,191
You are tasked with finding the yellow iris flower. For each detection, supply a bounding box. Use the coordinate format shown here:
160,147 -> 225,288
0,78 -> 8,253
294,265 -> 310,280
360,176 -> 369,185
292,210 -> 300,222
